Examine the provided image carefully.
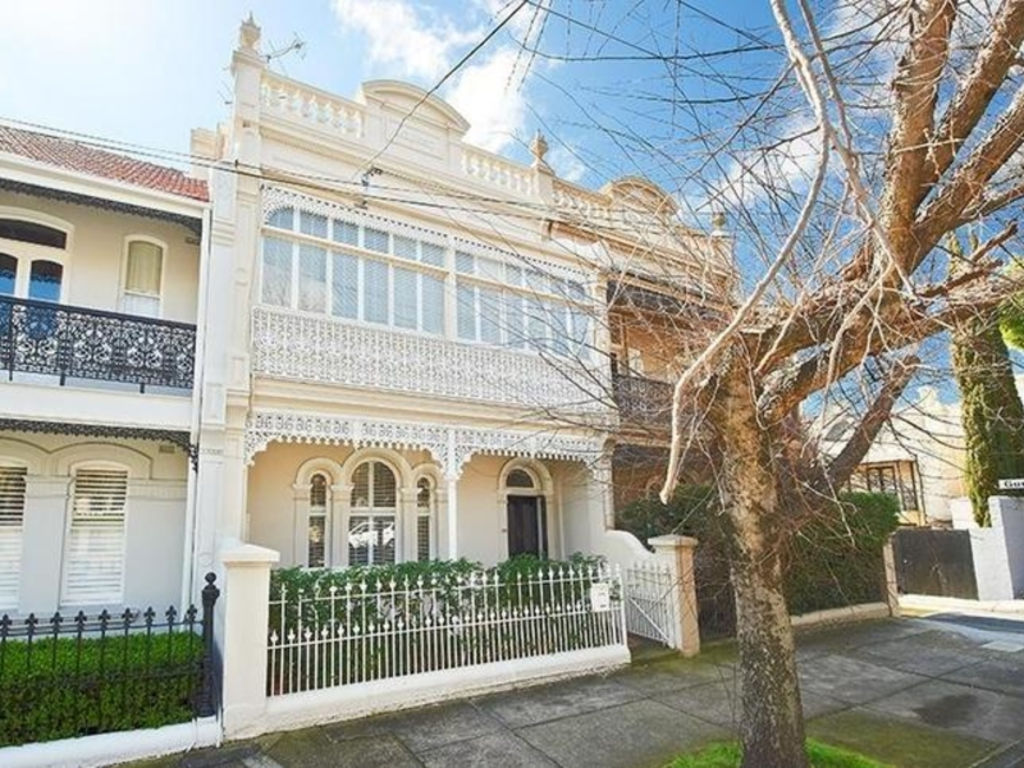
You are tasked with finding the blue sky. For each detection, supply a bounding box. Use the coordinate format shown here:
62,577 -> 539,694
0,1 -> 779,203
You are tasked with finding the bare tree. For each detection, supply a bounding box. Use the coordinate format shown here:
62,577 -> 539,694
501,1 -> 1024,765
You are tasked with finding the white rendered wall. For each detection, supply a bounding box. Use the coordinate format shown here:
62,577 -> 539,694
0,191 -> 200,323
0,431 -> 189,615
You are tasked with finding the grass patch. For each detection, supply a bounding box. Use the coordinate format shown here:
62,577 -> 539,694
667,739 -> 890,767
807,710 -> 995,768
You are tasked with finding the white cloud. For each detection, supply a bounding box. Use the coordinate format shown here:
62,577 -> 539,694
547,145 -> 587,183
332,0 -> 540,153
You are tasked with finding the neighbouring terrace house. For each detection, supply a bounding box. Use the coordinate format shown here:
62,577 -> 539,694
190,18 -> 732,736
0,124 -> 208,618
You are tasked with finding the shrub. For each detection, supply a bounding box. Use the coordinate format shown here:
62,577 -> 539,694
616,486 -> 900,624
0,631 -> 203,747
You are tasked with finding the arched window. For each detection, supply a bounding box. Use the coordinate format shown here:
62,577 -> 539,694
416,477 -> 434,562
349,461 -> 397,566
307,473 -> 329,568
0,219 -> 67,249
506,468 -> 536,489
122,239 -> 164,317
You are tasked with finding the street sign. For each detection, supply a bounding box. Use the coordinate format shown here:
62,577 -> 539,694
998,478 -> 1024,490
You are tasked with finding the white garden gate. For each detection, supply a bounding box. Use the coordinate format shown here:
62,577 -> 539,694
623,561 -> 679,648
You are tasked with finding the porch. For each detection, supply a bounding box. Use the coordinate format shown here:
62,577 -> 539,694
245,440 -> 606,570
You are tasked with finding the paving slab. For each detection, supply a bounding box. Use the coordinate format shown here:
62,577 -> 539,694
940,657 -> 1024,698
797,619 -> 931,653
612,656 -> 735,696
418,730 -> 557,768
798,652 -> 928,704
848,630 -> 984,676
654,679 -> 845,728
517,698 -> 726,768
473,674 -> 643,728
866,678 -> 1024,744
265,729 -> 366,768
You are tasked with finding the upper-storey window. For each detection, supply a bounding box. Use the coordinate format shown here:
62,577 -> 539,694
121,239 -> 164,317
28,260 -> 62,302
0,254 -> 15,295
0,219 -> 67,249
261,203 -> 593,360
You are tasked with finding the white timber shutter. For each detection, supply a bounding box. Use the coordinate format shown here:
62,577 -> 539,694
0,467 -> 27,609
61,468 -> 128,607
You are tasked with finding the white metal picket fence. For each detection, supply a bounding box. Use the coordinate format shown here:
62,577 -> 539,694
266,564 -> 627,696
623,561 -> 679,648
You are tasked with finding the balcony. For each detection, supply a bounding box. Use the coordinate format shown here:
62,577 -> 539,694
613,372 -> 674,430
251,304 -> 609,416
0,295 -> 196,391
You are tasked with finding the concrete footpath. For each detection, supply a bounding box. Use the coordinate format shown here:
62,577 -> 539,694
135,617 -> 1024,768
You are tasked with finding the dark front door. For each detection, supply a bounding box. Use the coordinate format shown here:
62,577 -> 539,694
507,495 -> 547,557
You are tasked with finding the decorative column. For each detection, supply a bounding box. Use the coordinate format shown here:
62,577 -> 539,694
649,534 -> 701,657
399,486 -> 418,563
219,542 -> 279,738
446,474 -> 459,559
331,482 -> 352,568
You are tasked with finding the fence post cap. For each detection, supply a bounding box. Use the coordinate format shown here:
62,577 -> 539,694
647,534 -> 699,549
219,542 -> 281,566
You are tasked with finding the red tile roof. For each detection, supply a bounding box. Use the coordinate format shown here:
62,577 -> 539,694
0,124 -> 208,202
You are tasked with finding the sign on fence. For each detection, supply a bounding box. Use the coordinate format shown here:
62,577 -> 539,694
589,583 -> 611,612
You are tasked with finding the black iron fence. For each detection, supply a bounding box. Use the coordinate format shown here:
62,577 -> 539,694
0,573 -> 219,748
0,295 -> 196,391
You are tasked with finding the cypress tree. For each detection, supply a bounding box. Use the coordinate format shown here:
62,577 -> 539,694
949,236 -> 1024,526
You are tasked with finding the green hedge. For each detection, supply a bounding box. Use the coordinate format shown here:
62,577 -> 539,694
0,631 -> 203,747
616,486 -> 900,620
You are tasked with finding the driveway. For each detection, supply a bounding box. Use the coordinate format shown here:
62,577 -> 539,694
139,616 -> 1024,768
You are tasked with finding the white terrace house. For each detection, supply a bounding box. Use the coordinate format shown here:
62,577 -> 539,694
0,125 -> 208,618
190,18 -> 730,738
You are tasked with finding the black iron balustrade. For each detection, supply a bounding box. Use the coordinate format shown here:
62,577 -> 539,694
0,573 -> 220,747
612,372 -> 674,428
0,295 -> 196,391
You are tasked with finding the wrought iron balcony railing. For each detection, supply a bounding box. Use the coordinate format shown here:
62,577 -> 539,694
0,295 -> 196,391
613,372 -> 674,428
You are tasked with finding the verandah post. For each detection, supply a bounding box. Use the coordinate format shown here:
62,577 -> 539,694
219,543 -> 279,738
648,534 -> 701,657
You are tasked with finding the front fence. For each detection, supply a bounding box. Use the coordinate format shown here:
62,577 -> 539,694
0,573 -> 219,747
622,561 -> 678,647
267,565 -> 626,696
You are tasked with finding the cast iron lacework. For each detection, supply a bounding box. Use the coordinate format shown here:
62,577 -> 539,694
244,410 -> 604,477
0,296 -> 196,391
0,418 -> 198,470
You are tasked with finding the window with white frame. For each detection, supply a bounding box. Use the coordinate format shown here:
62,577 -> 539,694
61,468 -> 128,608
416,477 -> 434,562
261,204 -> 592,359
262,207 -> 447,335
0,466 -> 26,609
307,473 -> 329,568
121,239 -> 164,317
348,461 -> 397,566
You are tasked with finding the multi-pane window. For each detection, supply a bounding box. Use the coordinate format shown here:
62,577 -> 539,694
416,478 -> 433,562
454,250 -> 589,359
308,474 -> 329,568
0,466 -> 26,609
262,205 -> 592,359
263,208 -> 447,335
349,461 -> 397,566
61,468 -> 128,608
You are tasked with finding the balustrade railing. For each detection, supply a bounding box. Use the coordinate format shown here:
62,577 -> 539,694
612,372 -> 673,428
251,305 -> 607,414
0,296 -> 197,391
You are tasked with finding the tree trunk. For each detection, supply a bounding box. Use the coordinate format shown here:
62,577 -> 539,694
714,358 -> 808,768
